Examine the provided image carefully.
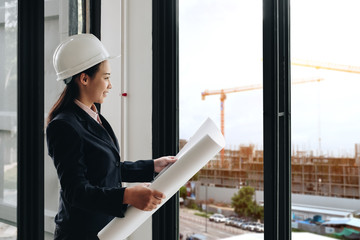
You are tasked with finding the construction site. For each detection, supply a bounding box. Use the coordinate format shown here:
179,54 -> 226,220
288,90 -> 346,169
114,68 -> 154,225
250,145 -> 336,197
193,143 -> 360,199
193,59 -> 360,200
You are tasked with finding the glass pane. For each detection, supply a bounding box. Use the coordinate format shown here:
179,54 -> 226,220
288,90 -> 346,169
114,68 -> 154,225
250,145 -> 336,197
291,0 -> 360,238
179,0 -> 264,239
0,0 -> 18,238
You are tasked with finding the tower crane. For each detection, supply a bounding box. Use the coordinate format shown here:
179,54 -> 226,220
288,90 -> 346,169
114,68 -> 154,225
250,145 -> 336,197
292,58 -> 360,74
291,59 -> 360,155
204,60 -> 360,167
202,78 -> 324,168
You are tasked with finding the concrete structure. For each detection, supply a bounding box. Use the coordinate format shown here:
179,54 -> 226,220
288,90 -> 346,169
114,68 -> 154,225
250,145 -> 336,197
198,144 -> 360,199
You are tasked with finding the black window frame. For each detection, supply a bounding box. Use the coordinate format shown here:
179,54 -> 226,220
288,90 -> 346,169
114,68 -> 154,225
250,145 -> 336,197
263,0 -> 292,239
152,0 -> 180,239
17,0 -> 44,239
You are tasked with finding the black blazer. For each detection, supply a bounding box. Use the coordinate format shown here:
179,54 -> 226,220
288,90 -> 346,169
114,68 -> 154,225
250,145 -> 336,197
46,103 -> 154,236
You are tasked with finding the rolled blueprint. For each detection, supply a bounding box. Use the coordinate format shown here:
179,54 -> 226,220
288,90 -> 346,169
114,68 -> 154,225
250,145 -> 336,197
98,118 -> 225,240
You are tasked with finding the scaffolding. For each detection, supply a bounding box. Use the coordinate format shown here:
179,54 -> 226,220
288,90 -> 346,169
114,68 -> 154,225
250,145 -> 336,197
197,144 -> 360,199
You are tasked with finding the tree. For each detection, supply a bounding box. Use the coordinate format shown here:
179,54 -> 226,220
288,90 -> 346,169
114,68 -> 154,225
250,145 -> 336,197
231,186 -> 256,218
252,204 -> 264,222
179,186 -> 187,199
231,186 -> 264,221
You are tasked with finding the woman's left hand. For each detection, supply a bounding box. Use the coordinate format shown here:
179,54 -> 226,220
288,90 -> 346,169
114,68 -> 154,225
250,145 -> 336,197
154,156 -> 177,173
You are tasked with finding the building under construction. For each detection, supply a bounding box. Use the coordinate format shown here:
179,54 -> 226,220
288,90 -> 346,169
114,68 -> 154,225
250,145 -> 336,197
193,141 -> 360,199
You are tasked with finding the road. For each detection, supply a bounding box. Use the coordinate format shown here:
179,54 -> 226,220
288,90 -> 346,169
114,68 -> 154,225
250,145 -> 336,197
180,208 -> 250,240
0,207 -> 251,240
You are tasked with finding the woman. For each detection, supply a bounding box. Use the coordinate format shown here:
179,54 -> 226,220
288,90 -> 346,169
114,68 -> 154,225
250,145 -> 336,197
46,34 -> 176,239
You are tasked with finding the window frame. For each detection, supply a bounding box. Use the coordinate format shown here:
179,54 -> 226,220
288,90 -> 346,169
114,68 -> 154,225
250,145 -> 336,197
17,0 -> 45,238
152,0 -> 180,239
263,0 -> 291,239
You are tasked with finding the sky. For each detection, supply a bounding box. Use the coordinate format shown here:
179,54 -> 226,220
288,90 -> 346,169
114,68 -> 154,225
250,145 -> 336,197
179,0 -> 360,157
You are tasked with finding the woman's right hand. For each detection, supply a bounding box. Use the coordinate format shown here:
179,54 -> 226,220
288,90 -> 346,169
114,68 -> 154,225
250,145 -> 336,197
123,184 -> 165,211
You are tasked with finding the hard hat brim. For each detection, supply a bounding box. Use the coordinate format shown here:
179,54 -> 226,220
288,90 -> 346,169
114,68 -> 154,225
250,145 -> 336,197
56,54 -> 120,82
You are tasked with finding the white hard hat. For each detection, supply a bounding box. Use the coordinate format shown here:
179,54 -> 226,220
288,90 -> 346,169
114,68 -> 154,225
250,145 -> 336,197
53,34 -> 119,83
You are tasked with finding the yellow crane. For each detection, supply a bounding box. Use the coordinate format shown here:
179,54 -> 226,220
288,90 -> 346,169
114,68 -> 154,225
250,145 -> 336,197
202,78 -> 324,167
204,59 -> 360,167
292,58 -> 360,74
292,59 -> 360,155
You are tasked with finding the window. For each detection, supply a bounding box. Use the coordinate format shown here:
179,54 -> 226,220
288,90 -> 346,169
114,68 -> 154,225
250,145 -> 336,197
0,0 -> 18,237
291,0 -> 360,237
0,1 -> 89,238
179,0 -> 264,238
1,0 -> 297,239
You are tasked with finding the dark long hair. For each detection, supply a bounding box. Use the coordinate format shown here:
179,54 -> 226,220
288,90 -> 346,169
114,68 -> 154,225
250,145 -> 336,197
47,63 -> 101,125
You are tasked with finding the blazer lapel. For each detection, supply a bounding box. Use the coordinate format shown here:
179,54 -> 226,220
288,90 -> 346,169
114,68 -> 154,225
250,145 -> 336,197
72,104 -> 120,154
99,114 -> 120,151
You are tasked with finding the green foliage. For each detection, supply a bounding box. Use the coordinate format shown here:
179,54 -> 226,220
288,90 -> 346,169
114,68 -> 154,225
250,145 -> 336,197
188,202 -> 199,210
231,186 -> 263,221
231,186 -> 255,218
252,204 -> 264,221
329,235 -> 343,239
185,199 -> 199,210
179,186 -> 187,199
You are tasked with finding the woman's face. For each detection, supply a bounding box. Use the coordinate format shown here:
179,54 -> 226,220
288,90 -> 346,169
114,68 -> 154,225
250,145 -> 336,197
86,60 -> 112,104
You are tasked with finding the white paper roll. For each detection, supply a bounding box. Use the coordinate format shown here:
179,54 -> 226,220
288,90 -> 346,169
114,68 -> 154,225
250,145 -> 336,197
98,118 -> 225,240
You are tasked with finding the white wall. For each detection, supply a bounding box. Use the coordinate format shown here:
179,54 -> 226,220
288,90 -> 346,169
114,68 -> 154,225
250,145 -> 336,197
195,185 -> 360,213
102,0 -> 153,239
292,194 -> 360,211
196,184 -> 240,204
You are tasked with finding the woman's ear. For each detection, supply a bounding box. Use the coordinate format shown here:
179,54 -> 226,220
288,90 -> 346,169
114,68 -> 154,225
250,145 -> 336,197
79,73 -> 89,86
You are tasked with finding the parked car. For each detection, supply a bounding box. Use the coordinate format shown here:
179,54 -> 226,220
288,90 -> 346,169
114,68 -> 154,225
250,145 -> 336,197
230,218 -> 243,228
233,219 -> 244,228
247,222 -> 259,231
255,223 -> 264,233
209,213 -> 226,223
214,215 -> 227,223
225,216 -> 237,225
186,233 -> 207,240
241,222 -> 251,230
